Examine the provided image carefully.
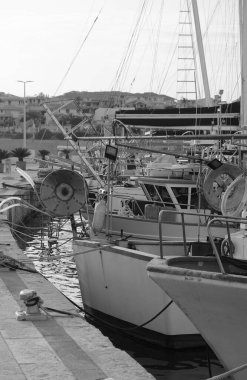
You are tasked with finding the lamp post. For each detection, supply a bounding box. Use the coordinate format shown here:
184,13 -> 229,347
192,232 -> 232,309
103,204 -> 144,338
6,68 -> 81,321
17,80 -> 33,148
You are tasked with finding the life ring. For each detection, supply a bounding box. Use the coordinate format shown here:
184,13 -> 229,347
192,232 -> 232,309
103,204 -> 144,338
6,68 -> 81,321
203,164 -> 243,212
221,174 -> 247,217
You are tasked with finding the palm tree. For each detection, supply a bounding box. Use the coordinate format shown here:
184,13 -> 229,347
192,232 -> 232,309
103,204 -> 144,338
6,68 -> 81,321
62,148 -> 71,160
11,147 -> 31,170
38,149 -> 50,168
38,149 -> 50,160
0,149 -> 10,163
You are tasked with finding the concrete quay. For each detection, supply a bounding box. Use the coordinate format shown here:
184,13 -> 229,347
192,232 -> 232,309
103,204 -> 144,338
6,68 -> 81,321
0,163 -> 155,380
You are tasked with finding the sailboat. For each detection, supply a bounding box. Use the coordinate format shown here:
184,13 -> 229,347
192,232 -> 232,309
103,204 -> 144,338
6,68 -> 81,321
146,1 -> 247,377
33,1 -> 244,349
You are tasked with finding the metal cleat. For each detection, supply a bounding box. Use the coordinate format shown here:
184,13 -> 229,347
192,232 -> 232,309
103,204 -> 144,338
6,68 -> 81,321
16,289 -> 49,321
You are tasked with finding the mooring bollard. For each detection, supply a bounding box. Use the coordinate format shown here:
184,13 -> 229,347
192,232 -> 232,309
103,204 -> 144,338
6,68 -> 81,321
16,289 -> 49,321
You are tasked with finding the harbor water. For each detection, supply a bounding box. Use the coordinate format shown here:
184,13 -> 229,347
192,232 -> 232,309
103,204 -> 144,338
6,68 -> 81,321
14,215 -> 223,380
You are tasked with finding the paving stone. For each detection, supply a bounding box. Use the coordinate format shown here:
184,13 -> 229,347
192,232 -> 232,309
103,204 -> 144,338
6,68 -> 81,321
19,363 -> 75,380
5,337 -> 63,364
0,372 -> 26,380
0,335 -> 26,378
0,319 -> 42,339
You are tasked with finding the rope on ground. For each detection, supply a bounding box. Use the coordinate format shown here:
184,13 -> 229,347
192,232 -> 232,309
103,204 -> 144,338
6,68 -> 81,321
0,254 -> 37,273
206,363 -> 247,380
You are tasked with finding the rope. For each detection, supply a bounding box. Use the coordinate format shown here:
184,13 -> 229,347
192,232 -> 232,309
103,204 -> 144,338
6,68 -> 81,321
0,254 -> 37,273
53,6 -> 103,96
206,363 -> 247,380
42,300 -> 173,332
8,249 -> 174,332
0,197 -> 51,217
117,300 -> 173,331
2,197 -> 174,332
6,245 -> 112,264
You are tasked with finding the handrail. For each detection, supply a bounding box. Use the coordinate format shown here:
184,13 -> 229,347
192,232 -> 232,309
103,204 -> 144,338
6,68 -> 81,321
207,216 -> 247,274
158,209 -> 239,260
159,209 -> 191,258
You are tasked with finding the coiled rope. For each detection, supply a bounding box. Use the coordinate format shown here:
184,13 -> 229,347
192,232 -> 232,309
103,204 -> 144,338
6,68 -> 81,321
206,363 -> 247,380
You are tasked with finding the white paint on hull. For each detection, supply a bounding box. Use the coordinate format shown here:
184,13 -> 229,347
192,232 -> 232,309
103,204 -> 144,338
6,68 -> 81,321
74,240 -> 198,340
147,258 -> 247,380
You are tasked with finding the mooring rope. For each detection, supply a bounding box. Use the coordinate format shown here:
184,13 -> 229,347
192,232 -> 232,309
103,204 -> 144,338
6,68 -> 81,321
0,197 -> 174,332
206,363 -> 247,380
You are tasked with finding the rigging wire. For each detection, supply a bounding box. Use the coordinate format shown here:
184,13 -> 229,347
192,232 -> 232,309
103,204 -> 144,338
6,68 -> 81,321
202,0 -> 239,101
128,1 -> 160,93
53,6 -> 103,96
149,0 -> 164,92
110,0 -> 149,93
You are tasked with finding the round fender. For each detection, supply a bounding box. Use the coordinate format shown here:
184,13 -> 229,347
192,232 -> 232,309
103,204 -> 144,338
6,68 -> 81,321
203,164 -> 243,212
92,199 -> 106,233
221,174 -> 247,217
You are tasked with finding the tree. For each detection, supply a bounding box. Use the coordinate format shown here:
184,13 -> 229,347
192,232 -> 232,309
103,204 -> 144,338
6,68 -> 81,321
11,148 -> 31,162
11,147 -> 31,170
38,149 -> 50,160
0,149 -> 10,163
61,149 -> 71,159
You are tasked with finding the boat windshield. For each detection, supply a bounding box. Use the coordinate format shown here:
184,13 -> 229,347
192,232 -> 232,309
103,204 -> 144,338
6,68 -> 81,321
144,184 -> 174,208
143,183 -> 198,210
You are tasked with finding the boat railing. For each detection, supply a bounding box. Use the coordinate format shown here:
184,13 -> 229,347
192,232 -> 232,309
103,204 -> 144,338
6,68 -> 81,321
207,216 -> 247,274
158,209 -> 238,260
110,192 -> 194,216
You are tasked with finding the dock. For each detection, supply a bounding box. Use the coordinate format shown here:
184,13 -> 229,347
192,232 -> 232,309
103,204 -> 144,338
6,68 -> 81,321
0,163 -> 154,380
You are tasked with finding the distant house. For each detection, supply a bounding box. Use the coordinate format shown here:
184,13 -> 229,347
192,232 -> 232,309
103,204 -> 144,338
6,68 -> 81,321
0,91 -> 176,134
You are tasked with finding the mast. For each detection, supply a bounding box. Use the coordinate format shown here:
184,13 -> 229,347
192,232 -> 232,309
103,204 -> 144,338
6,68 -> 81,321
240,0 -> 247,128
191,0 -> 211,106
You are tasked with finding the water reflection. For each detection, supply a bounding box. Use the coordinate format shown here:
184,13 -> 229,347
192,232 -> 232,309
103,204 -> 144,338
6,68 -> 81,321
14,216 -> 82,306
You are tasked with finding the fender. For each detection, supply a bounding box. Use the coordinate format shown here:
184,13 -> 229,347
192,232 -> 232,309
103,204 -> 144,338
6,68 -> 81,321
203,164 -> 243,212
221,174 -> 247,217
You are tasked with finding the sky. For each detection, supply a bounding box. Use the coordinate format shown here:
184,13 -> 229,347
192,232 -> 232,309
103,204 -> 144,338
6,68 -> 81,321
0,0 -> 240,101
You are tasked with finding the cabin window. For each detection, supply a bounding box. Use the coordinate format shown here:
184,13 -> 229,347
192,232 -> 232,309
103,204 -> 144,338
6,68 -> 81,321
144,184 -> 174,208
156,186 -> 174,207
190,188 -> 198,208
144,184 -> 157,200
171,187 -> 189,209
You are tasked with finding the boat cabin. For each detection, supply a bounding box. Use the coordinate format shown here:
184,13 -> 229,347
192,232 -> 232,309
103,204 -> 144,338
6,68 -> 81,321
113,176 -> 203,219
138,177 -> 199,212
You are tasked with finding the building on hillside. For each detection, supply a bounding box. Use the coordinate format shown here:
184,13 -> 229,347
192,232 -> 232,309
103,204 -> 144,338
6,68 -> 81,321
0,93 -> 49,132
0,91 -> 176,134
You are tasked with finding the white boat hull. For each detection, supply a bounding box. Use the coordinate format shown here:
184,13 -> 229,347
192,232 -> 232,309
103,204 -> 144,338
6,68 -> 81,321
147,257 -> 247,379
74,239 -> 204,348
